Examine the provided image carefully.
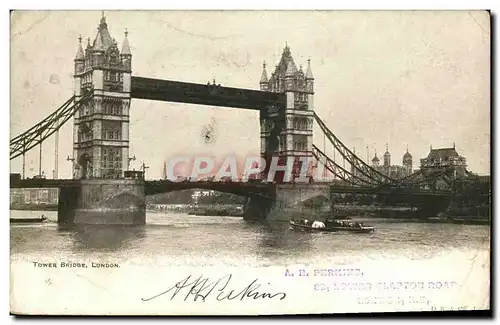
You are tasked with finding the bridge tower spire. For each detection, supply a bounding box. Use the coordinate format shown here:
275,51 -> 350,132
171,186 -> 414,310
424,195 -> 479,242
72,15 -> 132,179
259,44 -> 315,182
259,61 -> 268,91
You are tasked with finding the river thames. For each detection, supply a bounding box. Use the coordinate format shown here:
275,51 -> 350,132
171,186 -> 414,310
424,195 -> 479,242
10,210 -> 490,268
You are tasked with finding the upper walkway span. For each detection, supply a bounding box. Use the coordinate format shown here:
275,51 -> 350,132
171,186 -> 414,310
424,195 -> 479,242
130,76 -> 286,115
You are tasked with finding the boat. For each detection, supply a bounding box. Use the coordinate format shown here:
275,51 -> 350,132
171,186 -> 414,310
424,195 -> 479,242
289,218 -> 375,233
10,215 -> 49,224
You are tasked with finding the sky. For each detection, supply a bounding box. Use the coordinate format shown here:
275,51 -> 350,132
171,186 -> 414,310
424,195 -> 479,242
10,10 -> 490,179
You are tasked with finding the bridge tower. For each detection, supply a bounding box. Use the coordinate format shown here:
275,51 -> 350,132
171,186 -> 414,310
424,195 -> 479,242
73,15 -> 132,179
60,15 -> 144,225
259,45 -> 314,182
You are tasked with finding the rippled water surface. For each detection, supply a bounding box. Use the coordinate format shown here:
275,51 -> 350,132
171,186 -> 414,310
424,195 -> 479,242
10,210 -> 490,267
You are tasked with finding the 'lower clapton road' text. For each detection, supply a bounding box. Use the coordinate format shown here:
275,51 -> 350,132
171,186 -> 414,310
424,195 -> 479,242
32,262 -> 120,268
313,281 -> 458,292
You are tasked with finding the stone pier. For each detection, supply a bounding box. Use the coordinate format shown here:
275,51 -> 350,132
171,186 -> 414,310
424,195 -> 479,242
243,195 -> 276,220
243,183 -> 331,221
58,179 -> 146,225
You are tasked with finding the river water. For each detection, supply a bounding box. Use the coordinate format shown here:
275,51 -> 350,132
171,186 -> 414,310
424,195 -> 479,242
10,210 -> 490,268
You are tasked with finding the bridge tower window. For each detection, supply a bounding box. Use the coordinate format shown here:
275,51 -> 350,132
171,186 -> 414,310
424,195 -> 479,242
293,117 -> 308,130
279,134 -> 285,152
294,93 -> 308,110
293,135 -> 307,151
103,98 -> 122,115
101,146 -> 122,178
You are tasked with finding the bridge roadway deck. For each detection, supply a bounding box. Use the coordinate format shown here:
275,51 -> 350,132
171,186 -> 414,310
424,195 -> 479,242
9,179 -> 276,197
10,179 -> 81,188
10,179 -> 452,197
329,185 -> 453,197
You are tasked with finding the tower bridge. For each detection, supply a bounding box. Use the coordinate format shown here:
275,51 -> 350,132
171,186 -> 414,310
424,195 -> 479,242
9,15 -> 467,224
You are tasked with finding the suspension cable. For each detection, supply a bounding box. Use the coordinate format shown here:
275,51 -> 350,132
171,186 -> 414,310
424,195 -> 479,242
312,144 -> 377,187
313,111 -> 395,185
10,91 -> 93,160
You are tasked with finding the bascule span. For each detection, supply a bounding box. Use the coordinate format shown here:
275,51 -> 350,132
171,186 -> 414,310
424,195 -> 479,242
10,178 -> 334,223
145,181 -> 331,222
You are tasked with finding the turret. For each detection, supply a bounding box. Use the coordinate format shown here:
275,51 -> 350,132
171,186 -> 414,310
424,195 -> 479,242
92,15 -> 109,67
121,29 -> 132,94
92,30 -> 104,67
403,145 -> 413,175
94,32 -> 104,51
121,29 -> 132,71
383,143 -> 391,168
85,37 -> 91,54
259,61 -> 268,91
305,59 -> 314,93
285,60 -> 295,91
372,150 -> 380,167
74,35 -> 84,74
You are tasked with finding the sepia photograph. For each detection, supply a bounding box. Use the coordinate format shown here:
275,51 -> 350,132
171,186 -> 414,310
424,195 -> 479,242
9,10 -> 491,315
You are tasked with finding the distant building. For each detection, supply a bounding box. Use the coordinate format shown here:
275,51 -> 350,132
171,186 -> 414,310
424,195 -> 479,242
10,188 -> 59,205
10,189 -> 24,205
162,161 -> 167,179
370,144 -> 413,179
420,144 -> 467,178
402,148 -> 413,176
191,190 -> 217,204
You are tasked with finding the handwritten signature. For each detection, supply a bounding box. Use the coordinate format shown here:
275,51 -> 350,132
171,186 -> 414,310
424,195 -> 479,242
141,274 -> 287,302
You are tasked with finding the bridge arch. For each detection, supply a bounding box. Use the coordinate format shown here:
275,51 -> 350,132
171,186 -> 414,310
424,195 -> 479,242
144,180 -> 276,199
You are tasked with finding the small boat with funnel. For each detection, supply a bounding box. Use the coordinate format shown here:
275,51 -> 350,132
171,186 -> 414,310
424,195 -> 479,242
289,217 -> 375,233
